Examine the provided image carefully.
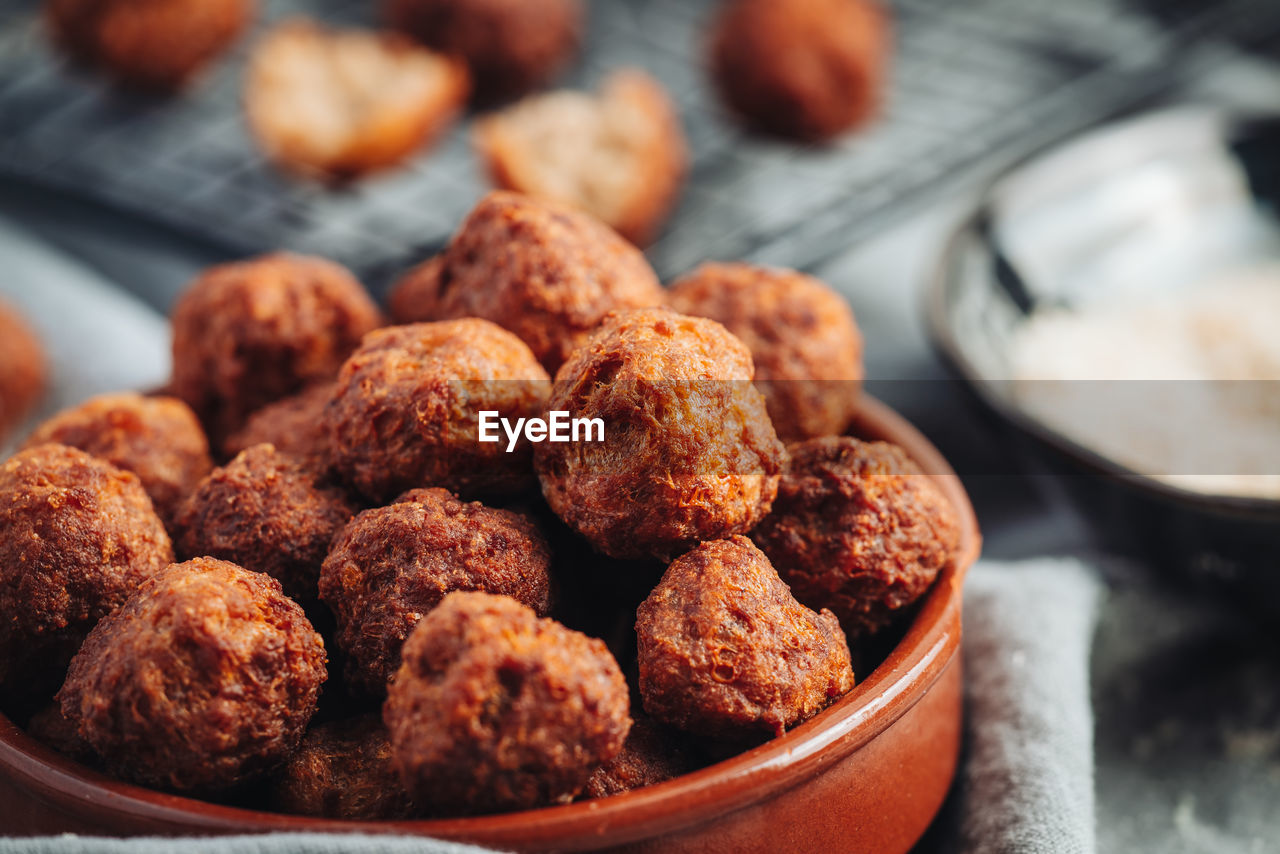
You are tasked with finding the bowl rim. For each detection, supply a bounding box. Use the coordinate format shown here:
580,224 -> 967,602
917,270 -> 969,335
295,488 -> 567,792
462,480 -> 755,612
0,394 -> 982,848
925,104 -> 1280,521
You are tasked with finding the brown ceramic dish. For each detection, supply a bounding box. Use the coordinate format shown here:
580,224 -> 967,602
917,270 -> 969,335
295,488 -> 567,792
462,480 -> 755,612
0,395 -> 981,854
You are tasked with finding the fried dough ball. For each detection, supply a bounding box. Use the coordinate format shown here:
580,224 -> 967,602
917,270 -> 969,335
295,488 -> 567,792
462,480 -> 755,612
535,308 -> 786,561
56,558 -> 326,792
271,714 -> 414,820
752,437 -> 961,638
320,488 -> 552,697
433,192 -> 665,373
45,0 -> 252,91
170,253 -> 380,444
384,0 -> 583,103
0,444 -> 172,689
323,320 -> 550,502
710,0 -> 889,142
582,716 -> 700,799
22,393 -> 213,528
174,444 -> 356,601
384,591 -> 631,814
0,299 -> 46,444
636,536 -> 855,740
386,255 -> 444,324
669,263 -> 864,441
475,70 -> 687,246
245,19 -> 470,181
26,702 -> 97,765
222,382 -> 335,474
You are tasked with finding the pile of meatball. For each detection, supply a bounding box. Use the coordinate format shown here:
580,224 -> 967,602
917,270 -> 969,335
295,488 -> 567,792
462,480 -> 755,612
2,191 -> 960,820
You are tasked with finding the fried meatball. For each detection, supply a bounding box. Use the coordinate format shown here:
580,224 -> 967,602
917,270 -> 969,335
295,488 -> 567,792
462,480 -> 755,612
384,591 -> 631,814
433,192 -> 665,373
22,393 -> 213,528
752,437 -> 961,638
0,299 -> 46,444
26,702 -> 97,765
636,536 -> 855,741
45,0 -> 253,91
669,263 -> 864,441
0,444 -> 172,690
170,253 -> 381,444
582,716 -> 700,799
536,307 -> 786,561
385,0 -> 582,103
56,557 -> 326,792
222,382 -> 335,474
386,255 -> 444,324
173,444 -> 355,601
320,488 -> 552,696
324,320 -> 550,502
474,70 -> 687,246
271,714 -> 414,820
710,0 -> 889,142
245,19 -> 470,181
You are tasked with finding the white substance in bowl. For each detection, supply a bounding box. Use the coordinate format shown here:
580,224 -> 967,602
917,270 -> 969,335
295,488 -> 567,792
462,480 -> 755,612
1008,266 -> 1280,500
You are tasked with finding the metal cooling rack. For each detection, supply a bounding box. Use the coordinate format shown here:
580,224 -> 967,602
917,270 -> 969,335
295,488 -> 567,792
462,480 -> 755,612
1,0 -> 1279,286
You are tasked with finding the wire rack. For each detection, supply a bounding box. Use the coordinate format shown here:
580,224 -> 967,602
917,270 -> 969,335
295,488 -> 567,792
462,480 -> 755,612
1,0 -> 1279,286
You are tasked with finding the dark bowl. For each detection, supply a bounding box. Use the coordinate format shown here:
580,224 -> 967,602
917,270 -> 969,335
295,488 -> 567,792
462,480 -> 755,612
0,395 -> 981,853
928,105 -> 1280,604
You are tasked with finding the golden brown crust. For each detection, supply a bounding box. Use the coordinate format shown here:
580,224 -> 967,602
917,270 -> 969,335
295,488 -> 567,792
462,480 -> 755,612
23,393 -> 213,528
245,19 -> 470,181
751,437 -> 961,638
0,444 -> 173,688
221,381 -> 336,474
320,488 -> 553,696
636,536 -> 855,740
271,714 -> 414,820
170,252 -> 380,444
386,255 -> 444,325
474,70 -> 688,246
433,191 -> 666,373
581,716 -> 700,799
56,557 -> 327,793
173,444 -> 356,601
535,307 -> 786,560
0,299 -> 46,443
384,0 -> 582,103
45,0 -> 253,91
384,591 -> 631,814
323,320 -> 550,502
669,263 -> 864,440
710,0 -> 889,142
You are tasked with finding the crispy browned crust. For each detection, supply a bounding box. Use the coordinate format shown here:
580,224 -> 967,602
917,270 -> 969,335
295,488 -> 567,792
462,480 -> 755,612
581,716 -> 700,799
23,393 -> 213,528
474,70 -> 688,246
669,263 -> 864,440
386,255 -> 444,324
751,437 -> 961,638
56,557 -> 327,793
535,307 -> 786,561
384,591 -> 631,814
45,0 -> 253,91
26,702 -> 98,766
433,191 -> 666,373
636,536 -> 855,740
320,487 -> 553,697
170,252 -> 380,445
271,714 -> 414,820
322,319 -> 550,502
709,0 -> 889,142
221,381 -> 336,474
173,444 -> 356,601
245,19 -> 471,181
0,299 -> 46,442
384,0 -> 582,103
0,444 -> 173,688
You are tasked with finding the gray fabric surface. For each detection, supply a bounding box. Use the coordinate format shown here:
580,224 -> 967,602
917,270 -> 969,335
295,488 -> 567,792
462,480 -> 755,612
957,560 -> 1103,854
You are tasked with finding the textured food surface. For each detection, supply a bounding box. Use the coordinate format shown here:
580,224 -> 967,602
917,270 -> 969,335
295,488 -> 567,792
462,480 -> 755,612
221,381 -> 336,473
386,255 -> 444,325
582,715 -> 700,799
0,298 -> 46,443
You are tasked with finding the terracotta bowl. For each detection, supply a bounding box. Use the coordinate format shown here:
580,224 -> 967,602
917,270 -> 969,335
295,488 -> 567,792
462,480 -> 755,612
0,395 -> 981,853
